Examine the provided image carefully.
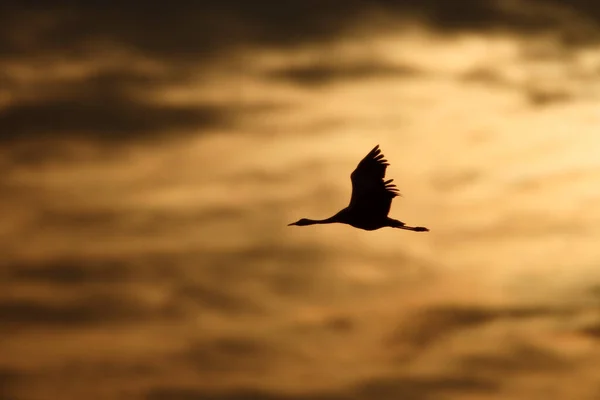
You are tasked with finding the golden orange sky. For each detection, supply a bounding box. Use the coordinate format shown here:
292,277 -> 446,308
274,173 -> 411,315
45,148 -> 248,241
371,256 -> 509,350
1,2 -> 600,400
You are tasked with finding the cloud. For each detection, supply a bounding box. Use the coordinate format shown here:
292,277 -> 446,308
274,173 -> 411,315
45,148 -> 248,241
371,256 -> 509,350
0,84 -> 228,143
1,1 -> 599,65
183,337 -> 277,373
458,343 -> 568,374
0,292 -> 171,329
265,61 -> 421,87
524,87 -> 574,107
0,65 -> 283,148
199,244 -> 329,295
34,206 -> 247,237
389,304 -> 567,350
580,322 -> 600,340
461,66 -> 588,108
1,1 -> 597,149
146,388 -> 305,400
146,374 -> 497,400
354,375 -> 498,399
6,258 -> 129,285
177,283 -> 264,315
0,367 -> 24,400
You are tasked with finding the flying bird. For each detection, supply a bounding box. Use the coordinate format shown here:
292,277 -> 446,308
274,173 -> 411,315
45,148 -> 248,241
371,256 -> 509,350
288,145 -> 429,232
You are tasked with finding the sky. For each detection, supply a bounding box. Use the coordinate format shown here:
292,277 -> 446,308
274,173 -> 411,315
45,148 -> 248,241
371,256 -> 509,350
2,1 -> 600,400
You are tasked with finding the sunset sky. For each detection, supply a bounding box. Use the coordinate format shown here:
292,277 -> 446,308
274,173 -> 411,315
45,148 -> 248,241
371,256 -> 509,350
2,2 -> 600,400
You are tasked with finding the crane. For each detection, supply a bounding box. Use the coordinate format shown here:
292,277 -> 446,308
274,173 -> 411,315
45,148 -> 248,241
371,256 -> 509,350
288,145 -> 429,232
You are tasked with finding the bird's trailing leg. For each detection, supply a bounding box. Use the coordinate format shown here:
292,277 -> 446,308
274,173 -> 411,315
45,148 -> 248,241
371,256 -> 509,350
395,225 -> 429,232
386,218 -> 405,228
387,218 -> 428,231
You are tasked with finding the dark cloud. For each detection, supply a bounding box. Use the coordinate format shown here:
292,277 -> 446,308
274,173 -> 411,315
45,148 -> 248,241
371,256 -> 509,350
289,314 -> 356,336
1,1 -> 597,148
265,61 -> 421,87
324,315 -> 355,332
35,206 -> 246,236
458,343 -> 568,374
1,240 -> 330,320
0,88 -> 226,143
169,242 -> 333,314
146,387 -> 310,400
0,293 -> 172,329
2,251 -> 185,287
0,95 -> 272,144
200,245 -> 328,294
0,1 -> 363,61
0,66 -> 283,147
177,282 -> 264,315
184,337 -> 277,373
391,306 -> 501,349
6,258 -> 129,285
0,368 -> 24,400
580,322 -> 600,340
1,1 -> 599,64
461,67 -> 512,87
588,284 -> 600,299
55,359 -> 158,382
146,374 -> 497,400
37,207 -> 133,232
354,375 -> 498,400
390,304 -> 567,350
524,87 -> 574,107
461,67 -> 584,108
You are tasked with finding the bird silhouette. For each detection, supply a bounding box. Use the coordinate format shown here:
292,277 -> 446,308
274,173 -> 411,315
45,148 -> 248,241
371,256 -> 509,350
288,145 -> 429,232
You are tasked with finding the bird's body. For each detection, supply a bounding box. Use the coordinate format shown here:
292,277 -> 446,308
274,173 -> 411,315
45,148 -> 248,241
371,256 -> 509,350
288,145 -> 429,232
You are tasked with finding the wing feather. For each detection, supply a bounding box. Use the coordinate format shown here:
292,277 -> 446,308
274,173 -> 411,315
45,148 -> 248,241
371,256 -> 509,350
349,145 -> 400,217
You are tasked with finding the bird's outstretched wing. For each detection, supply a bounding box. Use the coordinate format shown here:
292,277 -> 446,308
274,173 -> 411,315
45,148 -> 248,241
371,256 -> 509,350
349,145 -> 400,217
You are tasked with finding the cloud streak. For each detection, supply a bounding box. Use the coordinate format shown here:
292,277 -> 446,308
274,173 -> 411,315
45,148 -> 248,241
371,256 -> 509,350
1,1 -> 598,147
1,1 -> 599,63
265,61 -> 421,87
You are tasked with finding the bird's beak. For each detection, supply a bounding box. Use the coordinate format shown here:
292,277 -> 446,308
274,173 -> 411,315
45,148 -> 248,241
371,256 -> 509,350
287,222 -> 297,226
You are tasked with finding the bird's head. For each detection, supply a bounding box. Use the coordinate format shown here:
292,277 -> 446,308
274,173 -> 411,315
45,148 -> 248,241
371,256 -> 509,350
287,218 -> 313,226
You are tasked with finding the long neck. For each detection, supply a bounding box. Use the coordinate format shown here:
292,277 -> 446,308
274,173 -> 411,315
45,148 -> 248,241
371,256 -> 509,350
306,215 -> 340,225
